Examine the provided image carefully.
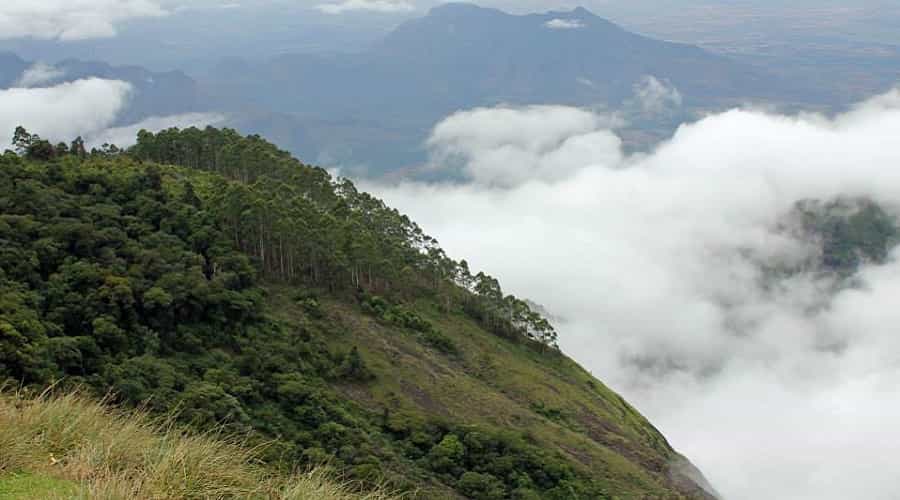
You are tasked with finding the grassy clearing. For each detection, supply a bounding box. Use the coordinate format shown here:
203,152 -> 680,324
0,472 -> 77,499
0,389 -> 398,500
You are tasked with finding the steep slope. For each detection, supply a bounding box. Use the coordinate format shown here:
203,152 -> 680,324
0,127 -> 715,498
268,288 -> 716,499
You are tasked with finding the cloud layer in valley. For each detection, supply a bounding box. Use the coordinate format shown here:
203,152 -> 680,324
365,89 -> 900,500
14,62 -> 66,88
427,105 -> 623,188
631,75 -> 683,115
0,78 -> 133,142
1,75 -> 224,150
0,0 -> 167,40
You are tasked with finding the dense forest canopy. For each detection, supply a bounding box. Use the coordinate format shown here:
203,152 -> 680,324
7,125 -> 560,349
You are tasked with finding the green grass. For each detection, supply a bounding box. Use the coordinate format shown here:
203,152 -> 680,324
0,473 -> 77,499
0,390 -> 399,500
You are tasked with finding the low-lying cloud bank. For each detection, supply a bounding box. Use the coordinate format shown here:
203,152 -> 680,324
1,75 -> 225,151
14,62 -> 66,88
0,78 -> 133,142
365,90 -> 900,500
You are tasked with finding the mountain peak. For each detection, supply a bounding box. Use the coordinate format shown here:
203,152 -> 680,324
428,3 -> 598,20
427,2 -> 497,16
571,6 -> 595,17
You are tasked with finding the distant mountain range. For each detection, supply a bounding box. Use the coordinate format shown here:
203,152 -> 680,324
203,3 -> 818,175
0,3 -> 845,176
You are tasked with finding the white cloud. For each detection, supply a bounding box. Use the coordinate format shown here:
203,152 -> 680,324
0,77 -> 226,153
14,62 -> 65,88
0,78 -> 132,145
427,105 -> 623,187
365,90 -> 900,499
86,112 -> 227,148
631,75 -> 683,114
0,0 -> 166,41
544,18 -> 585,29
315,0 -> 414,14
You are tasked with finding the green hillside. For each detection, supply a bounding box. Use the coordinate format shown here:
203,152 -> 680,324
0,127 -> 714,499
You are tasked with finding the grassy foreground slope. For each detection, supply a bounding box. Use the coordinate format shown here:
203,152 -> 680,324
0,390 -> 393,500
0,127 -> 715,499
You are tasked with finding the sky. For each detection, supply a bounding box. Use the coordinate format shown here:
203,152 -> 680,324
1,0 -> 892,41
4,1 -> 900,498
2,0 -> 897,71
0,0 -> 597,42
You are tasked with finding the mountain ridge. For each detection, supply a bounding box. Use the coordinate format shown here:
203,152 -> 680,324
202,3 -> 789,174
1,4 -> 805,177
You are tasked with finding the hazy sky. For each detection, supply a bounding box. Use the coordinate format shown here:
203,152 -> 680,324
306,0 -> 889,15
3,0 -> 894,41
2,0 -> 897,70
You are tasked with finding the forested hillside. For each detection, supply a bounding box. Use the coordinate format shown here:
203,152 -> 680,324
0,127 -> 715,499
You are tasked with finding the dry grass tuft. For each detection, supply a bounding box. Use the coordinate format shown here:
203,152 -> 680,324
0,388 -> 399,499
